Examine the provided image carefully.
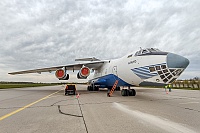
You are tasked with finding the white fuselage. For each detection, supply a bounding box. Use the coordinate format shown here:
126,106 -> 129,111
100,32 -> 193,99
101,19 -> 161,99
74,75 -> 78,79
90,52 -> 184,86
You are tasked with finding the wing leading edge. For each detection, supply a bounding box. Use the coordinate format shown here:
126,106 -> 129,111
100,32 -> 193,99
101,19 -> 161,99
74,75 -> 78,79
8,61 -> 106,75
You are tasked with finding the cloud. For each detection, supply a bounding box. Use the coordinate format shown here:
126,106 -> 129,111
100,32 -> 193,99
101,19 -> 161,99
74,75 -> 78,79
0,0 -> 200,82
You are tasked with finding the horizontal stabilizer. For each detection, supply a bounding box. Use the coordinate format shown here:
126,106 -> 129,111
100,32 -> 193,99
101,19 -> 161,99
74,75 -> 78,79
75,57 -> 100,62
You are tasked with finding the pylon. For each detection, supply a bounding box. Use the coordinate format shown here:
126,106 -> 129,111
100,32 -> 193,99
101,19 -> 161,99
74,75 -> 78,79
76,93 -> 80,98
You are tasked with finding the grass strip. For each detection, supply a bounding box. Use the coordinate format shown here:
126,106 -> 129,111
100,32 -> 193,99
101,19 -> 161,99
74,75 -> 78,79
0,83 -> 59,89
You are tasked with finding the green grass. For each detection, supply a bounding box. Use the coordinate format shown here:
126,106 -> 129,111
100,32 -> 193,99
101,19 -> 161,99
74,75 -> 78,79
0,83 -> 59,89
171,87 -> 200,90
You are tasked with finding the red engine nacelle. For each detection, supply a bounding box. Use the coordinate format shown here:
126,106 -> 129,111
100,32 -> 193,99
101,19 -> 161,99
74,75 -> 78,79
55,69 -> 69,80
77,67 -> 90,79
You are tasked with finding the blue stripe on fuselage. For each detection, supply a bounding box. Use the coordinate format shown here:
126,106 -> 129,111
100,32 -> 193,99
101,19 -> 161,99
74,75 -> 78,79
91,74 -> 131,87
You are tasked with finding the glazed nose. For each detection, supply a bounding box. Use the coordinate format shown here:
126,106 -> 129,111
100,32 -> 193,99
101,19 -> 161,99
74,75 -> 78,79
167,53 -> 189,68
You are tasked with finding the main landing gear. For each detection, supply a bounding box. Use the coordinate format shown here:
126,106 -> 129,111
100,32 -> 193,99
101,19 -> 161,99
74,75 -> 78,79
87,85 -> 99,91
121,87 -> 136,96
87,85 -> 136,96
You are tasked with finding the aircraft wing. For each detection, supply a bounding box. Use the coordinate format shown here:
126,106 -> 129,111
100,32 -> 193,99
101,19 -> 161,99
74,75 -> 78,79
8,61 -> 106,75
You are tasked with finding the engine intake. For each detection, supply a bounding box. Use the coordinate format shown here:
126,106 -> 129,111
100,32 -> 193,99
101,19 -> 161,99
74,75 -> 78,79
55,69 -> 69,80
77,67 -> 90,79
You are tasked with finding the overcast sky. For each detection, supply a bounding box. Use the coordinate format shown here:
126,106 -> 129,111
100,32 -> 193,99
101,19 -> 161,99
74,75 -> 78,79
0,0 -> 200,82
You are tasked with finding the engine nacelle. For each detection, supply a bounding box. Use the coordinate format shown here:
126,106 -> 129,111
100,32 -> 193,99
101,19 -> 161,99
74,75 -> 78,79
77,67 -> 90,79
55,69 -> 69,80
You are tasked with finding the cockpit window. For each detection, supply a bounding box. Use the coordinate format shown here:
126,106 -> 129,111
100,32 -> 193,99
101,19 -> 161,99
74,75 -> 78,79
148,48 -> 157,52
135,51 -> 140,56
142,49 -> 149,54
135,48 -> 164,56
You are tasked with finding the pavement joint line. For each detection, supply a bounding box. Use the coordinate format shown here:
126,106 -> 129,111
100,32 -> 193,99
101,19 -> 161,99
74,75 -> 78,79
77,98 -> 88,133
179,102 -> 199,104
57,105 -> 83,117
0,89 -> 62,121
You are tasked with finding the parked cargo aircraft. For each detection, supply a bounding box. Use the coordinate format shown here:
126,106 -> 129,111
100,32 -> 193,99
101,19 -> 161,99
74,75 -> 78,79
9,48 -> 189,96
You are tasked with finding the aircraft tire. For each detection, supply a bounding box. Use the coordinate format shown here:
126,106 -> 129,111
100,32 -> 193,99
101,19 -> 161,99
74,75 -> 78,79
125,89 -> 129,96
87,86 -> 90,91
91,86 -> 94,91
121,89 -> 124,96
91,86 -> 98,91
87,86 -> 91,91
90,86 -> 93,91
88,86 -> 93,91
128,89 -> 133,96
131,89 -> 136,96
94,86 -> 99,91
128,89 -> 135,96
121,89 -> 128,96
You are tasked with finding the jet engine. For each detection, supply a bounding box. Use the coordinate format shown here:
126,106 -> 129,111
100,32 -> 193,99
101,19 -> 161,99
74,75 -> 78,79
77,67 -> 90,79
55,69 -> 69,80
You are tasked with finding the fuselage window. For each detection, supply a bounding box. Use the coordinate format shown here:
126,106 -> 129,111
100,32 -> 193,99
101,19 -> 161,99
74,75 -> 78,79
165,73 -> 170,76
158,71 -> 163,75
163,78 -> 168,83
160,75 -> 165,79
161,65 -> 166,69
169,69 -> 175,73
149,67 -> 156,72
172,72 -> 176,76
167,75 -> 173,80
156,66 -> 161,70
163,69 -> 168,73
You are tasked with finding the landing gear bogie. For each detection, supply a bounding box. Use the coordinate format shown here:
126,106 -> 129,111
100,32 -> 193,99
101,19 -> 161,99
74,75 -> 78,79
121,89 -> 136,96
87,85 -> 99,91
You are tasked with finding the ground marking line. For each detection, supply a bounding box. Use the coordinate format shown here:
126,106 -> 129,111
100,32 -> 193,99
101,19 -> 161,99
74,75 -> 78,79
179,102 -> 199,104
0,89 -> 62,121
113,102 -> 196,133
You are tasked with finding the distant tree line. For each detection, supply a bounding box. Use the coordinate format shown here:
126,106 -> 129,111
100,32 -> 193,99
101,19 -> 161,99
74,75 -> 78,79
172,77 -> 200,89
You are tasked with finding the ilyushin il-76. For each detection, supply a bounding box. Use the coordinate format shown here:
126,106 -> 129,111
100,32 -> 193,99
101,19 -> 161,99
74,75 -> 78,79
9,48 -> 189,96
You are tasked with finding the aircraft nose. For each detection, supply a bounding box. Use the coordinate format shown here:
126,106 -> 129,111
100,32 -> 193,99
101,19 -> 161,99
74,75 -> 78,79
167,53 -> 189,69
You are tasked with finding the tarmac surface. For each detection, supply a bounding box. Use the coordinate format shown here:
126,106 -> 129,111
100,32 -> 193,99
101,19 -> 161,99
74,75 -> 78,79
0,85 -> 200,133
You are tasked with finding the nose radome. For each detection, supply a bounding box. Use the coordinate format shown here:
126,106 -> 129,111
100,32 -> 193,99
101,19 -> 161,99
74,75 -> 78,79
167,53 -> 189,69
